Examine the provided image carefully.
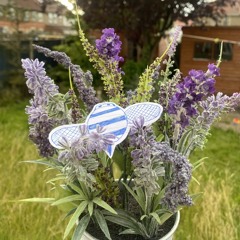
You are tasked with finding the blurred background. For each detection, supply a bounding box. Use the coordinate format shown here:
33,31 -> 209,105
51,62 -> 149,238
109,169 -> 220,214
0,0 -> 239,239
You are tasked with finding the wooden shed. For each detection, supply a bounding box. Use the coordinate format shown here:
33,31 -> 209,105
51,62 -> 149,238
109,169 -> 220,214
180,26 -> 240,95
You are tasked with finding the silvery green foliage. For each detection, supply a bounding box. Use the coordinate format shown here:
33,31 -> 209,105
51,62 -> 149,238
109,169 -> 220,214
180,92 -> 240,157
129,116 -> 192,211
58,124 -> 115,188
129,116 -> 165,197
47,92 -> 72,121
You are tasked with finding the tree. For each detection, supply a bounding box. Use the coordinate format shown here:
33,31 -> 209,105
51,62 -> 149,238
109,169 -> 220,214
77,0 -> 236,61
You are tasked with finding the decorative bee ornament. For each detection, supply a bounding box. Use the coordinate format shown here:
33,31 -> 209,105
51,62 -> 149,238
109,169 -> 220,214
49,102 -> 163,158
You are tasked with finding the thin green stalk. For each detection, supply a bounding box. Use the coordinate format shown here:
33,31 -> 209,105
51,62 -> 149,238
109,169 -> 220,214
74,1 -> 82,31
69,66 -> 74,90
217,41 -> 223,68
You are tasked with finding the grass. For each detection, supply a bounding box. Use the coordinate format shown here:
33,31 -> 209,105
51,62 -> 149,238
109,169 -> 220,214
0,102 -> 68,240
0,102 -> 239,239
175,126 -> 240,240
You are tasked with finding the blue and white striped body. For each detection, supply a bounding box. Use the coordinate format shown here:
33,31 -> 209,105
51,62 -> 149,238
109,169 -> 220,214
86,102 -> 129,157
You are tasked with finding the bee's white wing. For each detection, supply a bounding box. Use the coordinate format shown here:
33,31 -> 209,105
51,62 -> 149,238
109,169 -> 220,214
125,102 -> 163,126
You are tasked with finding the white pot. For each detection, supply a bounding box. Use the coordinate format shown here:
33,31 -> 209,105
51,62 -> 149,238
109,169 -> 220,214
81,211 -> 180,240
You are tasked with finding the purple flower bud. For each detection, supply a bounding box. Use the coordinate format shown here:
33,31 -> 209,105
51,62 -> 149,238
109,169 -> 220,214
208,63 -> 220,76
168,64 -> 218,129
96,28 -> 124,73
96,28 -> 123,61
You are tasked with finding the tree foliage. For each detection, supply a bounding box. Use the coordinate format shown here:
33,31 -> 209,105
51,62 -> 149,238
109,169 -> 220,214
77,0 -> 236,60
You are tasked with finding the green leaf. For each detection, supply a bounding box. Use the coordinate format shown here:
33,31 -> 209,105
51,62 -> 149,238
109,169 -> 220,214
64,208 -> 77,220
152,188 -> 165,211
159,212 -> 173,225
148,216 -> 158,237
105,215 -> 137,232
94,209 -> 112,240
51,195 -> 85,206
140,214 -> 147,221
47,176 -> 66,183
135,188 -> 145,210
18,198 -> 54,203
79,181 -> 91,199
22,159 -> 61,169
93,198 -> 117,214
72,214 -> 90,240
121,183 -> 145,212
192,157 -> 207,171
68,183 -> 85,197
119,229 -> 136,235
97,151 -> 109,168
156,133 -> 164,142
104,210 -> 149,237
64,201 -> 88,239
192,176 -> 200,185
191,192 -> 203,202
88,201 -> 93,216
177,129 -> 192,154
149,212 -> 162,225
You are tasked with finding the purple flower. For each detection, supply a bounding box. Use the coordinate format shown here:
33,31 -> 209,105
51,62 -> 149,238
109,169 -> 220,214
96,28 -> 123,61
168,64 -> 220,129
168,26 -> 182,57
207,63 -> 220,76
57,125 -> 116,188
188,69 -> 205,83
22,58 -> 59,105
33,44 -> 99,112
183,92 -> 240,155
22,58 -> 62,157
25,99 -> 48,124
152,142 -> 192,211
129,117 -> 164,195
129,117 -> 192,211
96,28 -> 124,74
200,79 -> 215,94
29,119 -> 56,158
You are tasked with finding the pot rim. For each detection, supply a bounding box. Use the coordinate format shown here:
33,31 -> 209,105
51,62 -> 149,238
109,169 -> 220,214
159,211 -> 180,240
83,211 -> 180,240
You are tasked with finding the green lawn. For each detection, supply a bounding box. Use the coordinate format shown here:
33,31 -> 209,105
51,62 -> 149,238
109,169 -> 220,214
0,102 -> 239,240
176,126 -> 240,240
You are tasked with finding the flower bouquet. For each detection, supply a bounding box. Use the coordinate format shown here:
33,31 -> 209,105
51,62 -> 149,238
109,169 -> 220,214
21,13 -> 240,240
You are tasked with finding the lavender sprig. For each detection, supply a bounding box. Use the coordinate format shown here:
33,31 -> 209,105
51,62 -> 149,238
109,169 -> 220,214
96,28 -> 124,73
29,119 -> 56,157
179,92 -> 240,156
129,117 -> 165,196
168,63 -> 220,129
58,124 -> 115,188
22,58 -> 59,105
33,44 -> 99,112
77,27 -> 125,103
129,116 -> 192,211
152,142 -> 193,212
167,26 -> 182,57
22,59 -> 60,157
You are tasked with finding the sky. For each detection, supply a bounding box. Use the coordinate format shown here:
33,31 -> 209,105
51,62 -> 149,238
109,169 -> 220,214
57,0 -> 74,11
